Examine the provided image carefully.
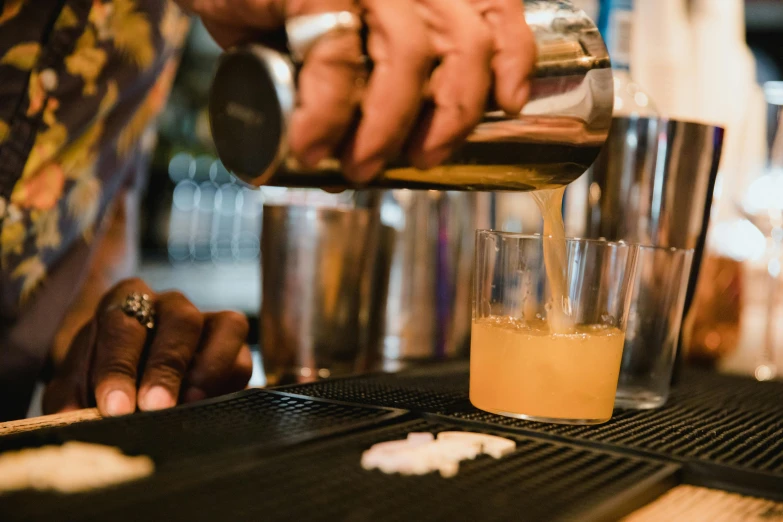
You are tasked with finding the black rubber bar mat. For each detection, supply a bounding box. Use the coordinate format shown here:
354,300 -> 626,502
279,363 -> 471,412
0,419 -> 680,522
0,389 -> 406,466
280,367 -> 783,499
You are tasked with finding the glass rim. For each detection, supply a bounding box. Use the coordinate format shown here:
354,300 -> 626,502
475,230 -> 694,254
636,243 -> 695,255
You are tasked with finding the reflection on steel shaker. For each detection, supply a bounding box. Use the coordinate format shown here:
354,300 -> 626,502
380,191 -> 476,364
565,116 -> 726,381
260,204 -> 393,384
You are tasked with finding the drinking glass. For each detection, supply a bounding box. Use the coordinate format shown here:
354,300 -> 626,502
615,246 -> 694,409
470,232 -> 639,424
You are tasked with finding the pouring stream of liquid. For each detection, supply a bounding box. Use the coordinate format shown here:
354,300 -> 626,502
531,187 -> 575,334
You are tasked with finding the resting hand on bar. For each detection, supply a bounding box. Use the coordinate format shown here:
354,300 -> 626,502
44,278 -> 253,417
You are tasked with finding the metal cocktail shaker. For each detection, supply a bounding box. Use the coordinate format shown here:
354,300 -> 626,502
209,0 -> 613,191
573,117 -> 725,323
260,204 -> 393,384
565,116 -> 726,394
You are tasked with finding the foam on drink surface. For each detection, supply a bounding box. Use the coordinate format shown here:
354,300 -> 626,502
470,316 -> 625,422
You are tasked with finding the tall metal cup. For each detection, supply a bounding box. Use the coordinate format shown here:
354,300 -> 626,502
260,204 -> 392,385
574,117 -> 724,315
380,191 -> 476,366
566,117 -> 725,394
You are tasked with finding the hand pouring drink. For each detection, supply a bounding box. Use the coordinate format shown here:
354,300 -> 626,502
208,0 -> 614,191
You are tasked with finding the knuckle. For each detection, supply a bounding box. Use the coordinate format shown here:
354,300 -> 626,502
468,24 -> 494,58
122,276 -> 146,288
175,305 -> 204,330
93,312 -> 145,384
394,34 -> 434,69
159,290 -> 188,305
92,356 -> 138,384
233,348 -> 254,386
443,101 -> 483,132
236,360 -> 253,385
168,290 -> 188,301
146,349 -> 191,382
217,311 -> 250,339
100,277 -> 149,309
187,359 -> 221,389
159,296 -> 203,330
112,277 -> 146,296
99,309 -> 145,342
314,30 -> 362,64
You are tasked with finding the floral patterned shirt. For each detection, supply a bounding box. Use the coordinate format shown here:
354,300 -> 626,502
0,0 -> 190,420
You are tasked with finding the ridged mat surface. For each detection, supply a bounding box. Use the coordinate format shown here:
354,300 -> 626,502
0,418 -> 677,522
0,367 -> 780,521
282,367 -> 783,497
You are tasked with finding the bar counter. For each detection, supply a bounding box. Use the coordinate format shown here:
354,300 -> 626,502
0,364 -> 781,521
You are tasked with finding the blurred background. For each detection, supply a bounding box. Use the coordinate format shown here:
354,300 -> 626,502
139,0 -> 783,380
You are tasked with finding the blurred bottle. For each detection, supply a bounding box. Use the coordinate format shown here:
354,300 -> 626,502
630,0 -> 695,120
682,255 -> 744,368
691,0 -> 766,213
683,221 -> 765,368
681,0 -> 771,369
597,0 -> 658,117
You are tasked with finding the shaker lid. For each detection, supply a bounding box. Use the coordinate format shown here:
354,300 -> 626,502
209,46 -> 295,187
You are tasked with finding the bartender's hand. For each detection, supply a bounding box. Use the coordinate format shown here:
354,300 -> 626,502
43,278 -> 253,416
176,0 -> 535,181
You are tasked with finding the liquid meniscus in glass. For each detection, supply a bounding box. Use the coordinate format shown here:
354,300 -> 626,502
469,317 -> 625,422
